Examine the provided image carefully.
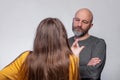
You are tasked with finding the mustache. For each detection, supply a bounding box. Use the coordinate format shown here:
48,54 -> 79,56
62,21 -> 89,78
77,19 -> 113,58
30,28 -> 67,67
72,26 -> 84,31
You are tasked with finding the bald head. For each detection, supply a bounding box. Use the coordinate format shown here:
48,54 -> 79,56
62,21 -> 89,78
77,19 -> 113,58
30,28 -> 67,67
75,8 -> 93,23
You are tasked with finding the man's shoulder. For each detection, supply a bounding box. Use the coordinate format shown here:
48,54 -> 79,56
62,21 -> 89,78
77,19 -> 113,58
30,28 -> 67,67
68,36 -> 74,42
68,36 -> 74,40
68,36 -> 74,44
90,35 -> 106,45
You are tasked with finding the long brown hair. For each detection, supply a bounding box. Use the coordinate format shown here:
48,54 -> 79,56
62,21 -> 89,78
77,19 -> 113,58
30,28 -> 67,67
20,18 -> 78,80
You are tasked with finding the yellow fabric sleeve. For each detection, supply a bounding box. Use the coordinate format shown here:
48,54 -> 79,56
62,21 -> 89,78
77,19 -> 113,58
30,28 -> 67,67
69,54 -> 79,80
0,51 -> 79,80
0,51 -> 29,80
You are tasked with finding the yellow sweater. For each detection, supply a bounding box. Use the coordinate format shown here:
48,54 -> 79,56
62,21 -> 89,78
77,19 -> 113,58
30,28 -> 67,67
0,51 -> 78,80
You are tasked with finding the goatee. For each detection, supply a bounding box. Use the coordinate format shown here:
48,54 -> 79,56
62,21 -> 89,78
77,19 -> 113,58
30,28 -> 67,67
72,29 -> 84,38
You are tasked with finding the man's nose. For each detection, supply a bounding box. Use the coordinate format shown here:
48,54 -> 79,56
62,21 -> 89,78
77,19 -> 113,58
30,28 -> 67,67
78,21 -> 82,27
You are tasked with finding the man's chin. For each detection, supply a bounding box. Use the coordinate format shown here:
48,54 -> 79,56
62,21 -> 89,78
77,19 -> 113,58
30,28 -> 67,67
74,32 -> 84,38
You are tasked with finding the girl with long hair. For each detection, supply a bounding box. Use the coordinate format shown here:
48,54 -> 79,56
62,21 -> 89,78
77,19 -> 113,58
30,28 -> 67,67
0,18 -> 84,80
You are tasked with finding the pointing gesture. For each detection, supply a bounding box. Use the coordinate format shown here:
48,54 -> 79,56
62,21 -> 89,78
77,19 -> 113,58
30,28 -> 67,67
71,39 -> 84,57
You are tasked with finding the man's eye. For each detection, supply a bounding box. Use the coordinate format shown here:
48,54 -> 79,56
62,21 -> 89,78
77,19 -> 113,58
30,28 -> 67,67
82,20 -> 89,24
74,18 -> 80,21
75,19 -> 80,21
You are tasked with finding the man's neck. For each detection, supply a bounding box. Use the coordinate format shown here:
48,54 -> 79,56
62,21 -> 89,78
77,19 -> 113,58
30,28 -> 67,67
75,33 -> 90,41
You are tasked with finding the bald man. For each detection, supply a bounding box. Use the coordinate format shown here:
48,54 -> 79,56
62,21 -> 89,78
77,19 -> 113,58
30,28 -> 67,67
69,8 -> 106,80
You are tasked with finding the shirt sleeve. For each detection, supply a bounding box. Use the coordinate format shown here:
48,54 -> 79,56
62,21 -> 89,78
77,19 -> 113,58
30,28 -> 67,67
80,39 -> 106,79
69,55 -> 79,80
0,51 -> 29,80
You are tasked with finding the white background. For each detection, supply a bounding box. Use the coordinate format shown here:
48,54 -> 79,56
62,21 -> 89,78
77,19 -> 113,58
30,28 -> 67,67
0,0 -> 120,80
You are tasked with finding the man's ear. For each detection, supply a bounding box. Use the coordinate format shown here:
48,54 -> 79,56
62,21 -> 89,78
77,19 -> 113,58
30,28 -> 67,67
90,23 -> 93,28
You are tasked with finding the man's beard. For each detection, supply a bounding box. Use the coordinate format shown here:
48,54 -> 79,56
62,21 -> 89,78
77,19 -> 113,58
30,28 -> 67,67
72,26 -> 88,38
